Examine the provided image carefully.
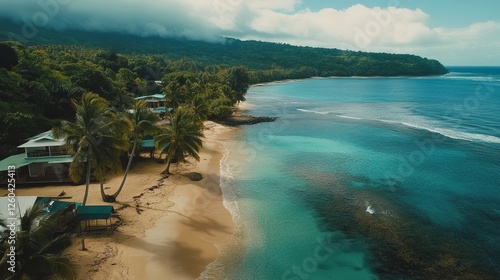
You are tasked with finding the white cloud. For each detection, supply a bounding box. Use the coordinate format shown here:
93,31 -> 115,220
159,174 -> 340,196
246,0 -> 301,11
0,0 -> 498,65
231,5 -> 438,49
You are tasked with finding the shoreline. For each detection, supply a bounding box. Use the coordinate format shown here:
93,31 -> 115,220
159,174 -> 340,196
125,121 -> 238,279
13,120 -> 238,279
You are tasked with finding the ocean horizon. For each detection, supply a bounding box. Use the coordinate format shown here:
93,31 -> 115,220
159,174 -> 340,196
205,66 -> 500,279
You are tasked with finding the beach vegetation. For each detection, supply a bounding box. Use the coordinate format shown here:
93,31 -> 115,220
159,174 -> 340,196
104,100 -> 160,202
155,107 -> 204,174
52,92 -> 132,205
187,95 -> 209,127
0,205 -> 76,280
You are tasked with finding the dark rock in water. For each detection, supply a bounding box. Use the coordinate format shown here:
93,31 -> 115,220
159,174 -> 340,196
185,172 -> 203,181
216,114 -> 277,126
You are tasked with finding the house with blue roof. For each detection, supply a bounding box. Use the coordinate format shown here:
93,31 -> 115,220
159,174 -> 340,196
0,131 -> 73,184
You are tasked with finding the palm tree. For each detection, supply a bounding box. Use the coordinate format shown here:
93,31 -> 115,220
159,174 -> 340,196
105,100 -> 159,201
0,205 -> 76,279
53,92 -> 132,205
164,80 -> 184,111
155,106 -> 203,174
188,94 -> 209,127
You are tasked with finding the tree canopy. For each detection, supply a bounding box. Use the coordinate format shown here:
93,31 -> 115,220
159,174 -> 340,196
0,205 -> 76,279
0,18 -> 448,77
155,107 -> 204,174
0,42 -> 250,160
52,92 -> 132,205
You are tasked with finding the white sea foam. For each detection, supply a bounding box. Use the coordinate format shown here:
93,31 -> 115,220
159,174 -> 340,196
337,115 -> 365,121
444,75 -> 500,82
297,108 -> 331,115
364,200 -> 376,215
337,112 -> 500,144
297,96 -> 500,144
198,144 -> 242,280
400,122 -> 500,144
219,145 -> 242,224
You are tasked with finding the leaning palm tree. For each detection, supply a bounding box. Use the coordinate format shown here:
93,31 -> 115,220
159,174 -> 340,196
155,106 -> 203,174
53,92 -> 132,205
104,100 -> 159,201
0,205 -> 76,279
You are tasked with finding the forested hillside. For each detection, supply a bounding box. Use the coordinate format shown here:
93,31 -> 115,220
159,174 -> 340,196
0,18 -> 448,79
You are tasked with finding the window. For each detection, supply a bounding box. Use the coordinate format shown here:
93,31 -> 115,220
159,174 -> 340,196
29,164 -> 38,177
29,163 -> 45,177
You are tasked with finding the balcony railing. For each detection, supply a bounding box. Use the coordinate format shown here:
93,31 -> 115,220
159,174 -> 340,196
27,151 -> 70,158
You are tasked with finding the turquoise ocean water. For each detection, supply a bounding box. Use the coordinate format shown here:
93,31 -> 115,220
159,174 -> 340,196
206,67 -> 500,279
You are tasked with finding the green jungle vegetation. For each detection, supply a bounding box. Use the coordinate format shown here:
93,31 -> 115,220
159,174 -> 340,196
0,18 -> 448,78
0,205 -> 76,280
0,41 -> 250,159
0,19 -> 448,160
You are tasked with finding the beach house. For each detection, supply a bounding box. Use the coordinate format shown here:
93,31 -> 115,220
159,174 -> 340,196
0,131 -> 73,184
134,93 -> 166,110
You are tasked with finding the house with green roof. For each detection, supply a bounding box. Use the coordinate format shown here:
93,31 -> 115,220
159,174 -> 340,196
134,93 -> 166,110
0,131 -> 73,184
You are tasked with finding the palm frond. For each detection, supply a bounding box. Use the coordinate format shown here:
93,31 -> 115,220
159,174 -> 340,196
154,106 -> 204,171
36,232 -> 72,256
52,92 -> 133,202
26,255 -> 76,280
3,205 -> 77,279
20,204 -> 46,232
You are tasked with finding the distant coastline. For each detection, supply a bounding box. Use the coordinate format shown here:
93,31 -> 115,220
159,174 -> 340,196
1,17 -> 449,78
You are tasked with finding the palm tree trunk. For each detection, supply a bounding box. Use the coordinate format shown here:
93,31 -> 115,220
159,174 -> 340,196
82,161 -> 91,206
111,140 -> 137,199
162,154 -> 172,174
100,181 -> 106,201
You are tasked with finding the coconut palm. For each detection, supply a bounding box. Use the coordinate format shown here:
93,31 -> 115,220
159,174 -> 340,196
53,92 -> 132,205
188,94 -> 209,127
0,204 -> 76,280
164,80 -> 184,112
104,100 -> 159,201
155,107 -> 203,174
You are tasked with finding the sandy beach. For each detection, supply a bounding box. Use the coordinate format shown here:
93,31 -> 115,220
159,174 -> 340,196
12,121 -> 237,279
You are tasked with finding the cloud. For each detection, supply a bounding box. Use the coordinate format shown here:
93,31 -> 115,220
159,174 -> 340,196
246,0 -> 301,11
1,0 -> 225,41
229,5 -> 436,49
430,21 -> 500,65
0,0 -> 499,65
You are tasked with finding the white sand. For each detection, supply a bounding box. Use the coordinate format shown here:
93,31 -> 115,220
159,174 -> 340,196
10,121 -> 236,280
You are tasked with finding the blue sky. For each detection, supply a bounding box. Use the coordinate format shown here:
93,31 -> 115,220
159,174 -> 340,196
317,1 -> 492,25
300,0 -> 500,28
1,0 -> 499,65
